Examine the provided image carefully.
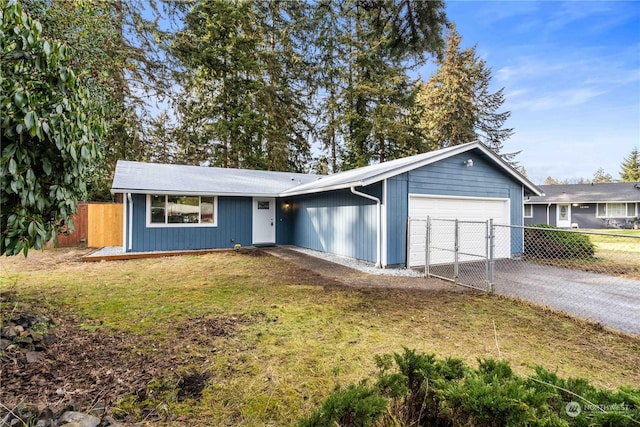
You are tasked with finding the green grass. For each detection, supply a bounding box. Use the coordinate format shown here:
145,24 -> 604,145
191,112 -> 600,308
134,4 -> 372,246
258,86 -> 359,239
2,249 -> 640,426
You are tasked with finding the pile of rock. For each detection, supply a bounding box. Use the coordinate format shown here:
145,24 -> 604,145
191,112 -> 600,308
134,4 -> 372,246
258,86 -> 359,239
0,403 -> 123,427
1,314 -> 57,363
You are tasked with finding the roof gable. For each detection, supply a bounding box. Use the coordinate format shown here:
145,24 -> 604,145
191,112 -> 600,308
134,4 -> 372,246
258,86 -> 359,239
281,141 -> 542,196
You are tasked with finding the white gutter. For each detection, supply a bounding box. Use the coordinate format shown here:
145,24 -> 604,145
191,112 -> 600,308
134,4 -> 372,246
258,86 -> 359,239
350,186 -> 381,268
546,203 -> 551,225
127,193 -> 133,251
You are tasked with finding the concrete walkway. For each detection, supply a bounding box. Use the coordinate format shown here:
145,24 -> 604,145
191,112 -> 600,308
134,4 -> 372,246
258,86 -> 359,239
263,246 -> 468,292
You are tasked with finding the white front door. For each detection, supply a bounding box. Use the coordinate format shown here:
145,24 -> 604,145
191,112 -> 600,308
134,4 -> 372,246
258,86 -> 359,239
252,198 -> 276,245
556,204 -> 571,228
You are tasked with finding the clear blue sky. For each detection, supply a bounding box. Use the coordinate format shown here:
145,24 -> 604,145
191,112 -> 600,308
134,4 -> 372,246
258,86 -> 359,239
437,0 -> 640,184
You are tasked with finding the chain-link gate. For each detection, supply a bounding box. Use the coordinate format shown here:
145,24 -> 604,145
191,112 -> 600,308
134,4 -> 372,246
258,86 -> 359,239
407,217 -> 495,291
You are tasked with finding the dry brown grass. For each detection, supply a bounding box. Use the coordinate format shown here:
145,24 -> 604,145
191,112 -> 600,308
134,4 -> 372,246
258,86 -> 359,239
1,248 -> 639,426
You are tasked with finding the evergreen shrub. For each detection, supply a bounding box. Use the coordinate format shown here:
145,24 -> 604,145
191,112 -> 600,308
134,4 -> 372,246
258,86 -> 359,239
298,348 -> 640,426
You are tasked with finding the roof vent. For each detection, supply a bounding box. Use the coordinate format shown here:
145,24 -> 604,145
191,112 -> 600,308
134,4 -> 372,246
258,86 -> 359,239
634,183 -> 640,190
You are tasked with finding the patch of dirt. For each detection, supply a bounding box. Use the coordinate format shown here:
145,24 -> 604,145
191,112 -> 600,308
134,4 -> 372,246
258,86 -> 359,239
0,307 -> 267,419
1,316 -> 152,412
176,370 -> 210,402
0,247 -> 91,273
177,312 -> 267,338
237,248 -> 269,257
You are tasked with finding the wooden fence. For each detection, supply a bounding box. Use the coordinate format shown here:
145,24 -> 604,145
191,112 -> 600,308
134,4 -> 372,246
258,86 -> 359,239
56,202 -> 123,248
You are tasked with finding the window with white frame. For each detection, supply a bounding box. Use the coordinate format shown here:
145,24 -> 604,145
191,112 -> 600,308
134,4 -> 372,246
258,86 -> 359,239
524,204 -> 533,218
148,195 -> 217,226
596,202 -> 637,218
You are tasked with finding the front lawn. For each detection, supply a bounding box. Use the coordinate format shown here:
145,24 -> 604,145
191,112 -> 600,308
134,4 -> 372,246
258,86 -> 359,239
1,248 -> 639,425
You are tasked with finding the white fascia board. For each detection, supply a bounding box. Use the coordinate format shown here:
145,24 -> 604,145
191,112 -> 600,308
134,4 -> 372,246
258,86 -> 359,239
111,188 -> 280,197
279,181 -> 368,197
526,200 -> 640,204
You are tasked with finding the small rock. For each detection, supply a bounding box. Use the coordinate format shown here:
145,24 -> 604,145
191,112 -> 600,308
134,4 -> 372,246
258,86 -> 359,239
26,351 -> 45,363
31,332 -> 44,342
1,325 -> 17,338
0,338 -> 11,350
15,335 -> 33,345
36,407 -> 55,427
58,411 -> 101,427
43,335 -> 58,345
99,416 -> 122,427
15,325 -> 24,333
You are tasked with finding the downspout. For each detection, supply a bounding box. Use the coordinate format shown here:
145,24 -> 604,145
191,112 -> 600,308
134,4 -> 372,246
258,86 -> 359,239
350,186 -> 381,268
127,193 -> 133,252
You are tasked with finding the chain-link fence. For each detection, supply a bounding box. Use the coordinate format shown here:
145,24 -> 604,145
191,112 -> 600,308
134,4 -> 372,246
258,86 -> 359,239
416,218 -> 640,335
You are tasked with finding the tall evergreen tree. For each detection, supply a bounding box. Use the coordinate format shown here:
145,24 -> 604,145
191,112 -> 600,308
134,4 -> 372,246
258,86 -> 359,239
416,24 -> 516,162
172,0 -> 311,172
593,167 -> 613,184
314,0 -> 447,171
620,148 -> 640,182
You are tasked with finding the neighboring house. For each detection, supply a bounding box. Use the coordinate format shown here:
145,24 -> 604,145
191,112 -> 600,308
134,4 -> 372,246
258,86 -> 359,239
111,141 -> 541,268
524,183 -> 640,229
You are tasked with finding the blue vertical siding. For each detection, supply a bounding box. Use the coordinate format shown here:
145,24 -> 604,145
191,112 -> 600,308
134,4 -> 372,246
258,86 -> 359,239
290,185 -> 379,263
130,194 -> 253,252
386,174 -> 408,265
387,150 -> 526,264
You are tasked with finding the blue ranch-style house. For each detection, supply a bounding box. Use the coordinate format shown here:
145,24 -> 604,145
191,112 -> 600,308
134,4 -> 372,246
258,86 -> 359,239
524,183 -> 640,229
111,141 -> 542,268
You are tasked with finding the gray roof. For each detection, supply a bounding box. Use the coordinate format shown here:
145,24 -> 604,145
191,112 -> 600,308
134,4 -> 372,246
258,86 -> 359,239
281,141 -> 542,196
112,142 -> 542,197
111,161 -> 323,196
526,183 -> 640,203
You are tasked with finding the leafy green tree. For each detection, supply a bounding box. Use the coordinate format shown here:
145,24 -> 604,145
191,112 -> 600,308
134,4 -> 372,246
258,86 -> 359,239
22,0 -> 179,199
1,0 -> 105,255
620,147 -> 640,182
416,24 -> 515,161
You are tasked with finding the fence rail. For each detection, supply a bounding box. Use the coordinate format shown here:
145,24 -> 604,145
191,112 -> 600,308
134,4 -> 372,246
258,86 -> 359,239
412,217 -> 640,292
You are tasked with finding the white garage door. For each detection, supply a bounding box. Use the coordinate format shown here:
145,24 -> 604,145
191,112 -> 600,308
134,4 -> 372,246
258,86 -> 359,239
408,195 -> 511,267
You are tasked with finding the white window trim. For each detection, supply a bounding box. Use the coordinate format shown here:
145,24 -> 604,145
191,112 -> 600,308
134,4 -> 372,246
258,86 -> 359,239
595,202 -> 637,218
146,194 -> 218,227
524,204 -> 533,218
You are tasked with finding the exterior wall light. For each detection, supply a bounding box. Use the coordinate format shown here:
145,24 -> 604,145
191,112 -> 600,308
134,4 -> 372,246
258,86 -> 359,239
465,159 -> 474,167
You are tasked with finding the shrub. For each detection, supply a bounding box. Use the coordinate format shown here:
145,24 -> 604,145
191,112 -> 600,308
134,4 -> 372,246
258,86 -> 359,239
298,349 -> 640,427
296,383 -> 387,427
524,224 -> 595,259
